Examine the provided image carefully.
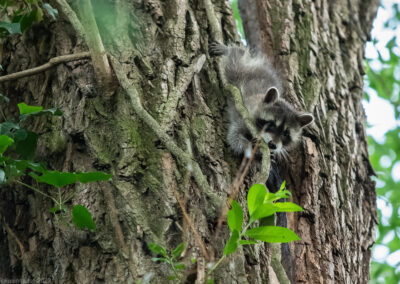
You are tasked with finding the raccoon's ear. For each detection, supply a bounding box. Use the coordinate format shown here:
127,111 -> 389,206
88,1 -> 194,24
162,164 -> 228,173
264,87 -> 279,104
298,114 -> 314,127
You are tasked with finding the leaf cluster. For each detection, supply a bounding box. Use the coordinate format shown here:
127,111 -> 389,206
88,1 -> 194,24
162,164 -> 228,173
223,182 -> 302,256
0,97 -> 111,231
0,0 -> 58,37
148,242 -> 186,281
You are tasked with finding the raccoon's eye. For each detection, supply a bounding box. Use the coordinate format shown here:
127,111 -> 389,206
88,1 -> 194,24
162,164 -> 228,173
255,119 -> 275,130
283,130 -> 290,137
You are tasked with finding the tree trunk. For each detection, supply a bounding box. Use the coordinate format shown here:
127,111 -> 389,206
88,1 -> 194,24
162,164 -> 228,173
0,0 -> 378,283
240,0 -> 379,283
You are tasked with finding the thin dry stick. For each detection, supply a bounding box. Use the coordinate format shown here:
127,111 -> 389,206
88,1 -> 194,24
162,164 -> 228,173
172,188 -> 210,261
0,52 -> 91,83
3,221 -> 25,258
215,138 -> 262,238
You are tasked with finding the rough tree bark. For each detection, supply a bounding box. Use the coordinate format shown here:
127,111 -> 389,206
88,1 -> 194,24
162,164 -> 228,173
0,0 -> 378,283
240,0 -> 379,283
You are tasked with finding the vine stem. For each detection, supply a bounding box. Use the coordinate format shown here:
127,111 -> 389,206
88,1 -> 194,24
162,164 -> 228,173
207,255 -> 226,276
168,259 -> 182,282
207,219 -> 256,278
0,108 -> 7,121
15,180 -> 58,204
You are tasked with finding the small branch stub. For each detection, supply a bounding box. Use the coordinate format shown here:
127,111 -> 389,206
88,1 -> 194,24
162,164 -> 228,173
0,52 -> 91,83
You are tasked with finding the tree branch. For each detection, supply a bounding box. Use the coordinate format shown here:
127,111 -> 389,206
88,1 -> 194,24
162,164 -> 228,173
55,0 -> 115,97
0,52 -> 90,83
161,55 -> 206,127
54,0 -> 86,40
110,56 -> 222,215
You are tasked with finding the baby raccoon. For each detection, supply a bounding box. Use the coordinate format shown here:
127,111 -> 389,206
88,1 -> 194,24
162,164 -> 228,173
210,43 -> 314,159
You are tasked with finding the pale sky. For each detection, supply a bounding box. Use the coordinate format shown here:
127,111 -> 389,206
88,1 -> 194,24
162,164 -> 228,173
363,0 -> 400,267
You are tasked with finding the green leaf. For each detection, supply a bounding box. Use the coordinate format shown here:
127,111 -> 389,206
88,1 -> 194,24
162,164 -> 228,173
30,170 -> 112,188
0,121 -> 19,136
35,7 -> 43,22
207,278 -> 215,284
13,130 -> 38,160
20,10 -> 37,33
251,203 -> 277,221
174,263 -> 185,270
75,171 -> 112,183
191,258 -> 197,264
245,226 -> 300,243
223,230 -> 239,256
227,200 -> 243,232
72,205 -> 96,230
247,184 -> 267,216
168,276 -> 176,281
148,243 -> 167,257
18,103 -> 43,115
0,21 -> 21,34
274,202 -> 303,212
18,103 -> 62,121
42,3 -> 58,20
0,135 -> 14,154
172,242 -> 184,260
30,170 -> 76,187
273,181 -> 291,200
264,192 -> 278,202
151,257 -> 167,262
239,240 -> 259,245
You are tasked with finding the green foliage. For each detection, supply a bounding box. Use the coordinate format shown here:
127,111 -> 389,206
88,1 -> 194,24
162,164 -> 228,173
149,183 -> 302,283
0,101 -> 111,231
203,183 -> 302,282
72,205 -> 96,230
366,2 -> 400,283
245,226 -> 300,243
230,0 -> 245,39
0,0 -> 57,37
148,242 -> 186,281
222,183 -> 301,257
30,170 -> 111,188
227,200 -> 243,232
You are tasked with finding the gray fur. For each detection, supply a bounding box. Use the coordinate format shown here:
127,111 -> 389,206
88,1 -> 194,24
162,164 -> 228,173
210,43 -> 314,157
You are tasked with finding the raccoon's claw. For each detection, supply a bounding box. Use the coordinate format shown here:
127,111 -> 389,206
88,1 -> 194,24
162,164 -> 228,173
209,42 -> 227,56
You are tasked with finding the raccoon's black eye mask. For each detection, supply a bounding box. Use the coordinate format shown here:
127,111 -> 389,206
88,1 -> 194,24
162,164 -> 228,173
255,119 -> 275,131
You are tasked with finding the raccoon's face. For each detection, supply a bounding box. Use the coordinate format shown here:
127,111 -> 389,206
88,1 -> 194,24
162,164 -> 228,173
253,88 -> 314,156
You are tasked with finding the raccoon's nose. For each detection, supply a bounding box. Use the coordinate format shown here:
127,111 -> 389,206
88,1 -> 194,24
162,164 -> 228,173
268,141 -> 277,150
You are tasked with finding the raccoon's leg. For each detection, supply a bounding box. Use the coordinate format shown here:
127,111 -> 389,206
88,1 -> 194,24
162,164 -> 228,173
209,42 -> 229,56
227,121 -> 252,155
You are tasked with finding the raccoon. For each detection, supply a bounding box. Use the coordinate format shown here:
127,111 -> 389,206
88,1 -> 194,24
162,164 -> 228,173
210,43 -> 314,159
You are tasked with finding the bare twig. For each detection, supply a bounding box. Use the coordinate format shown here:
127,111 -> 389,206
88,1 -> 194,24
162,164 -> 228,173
173,188 -> 210,261
3,220 -> 25,259
214,138 -> 261,238
54,0 -> 86,39
0,52 -> 90,83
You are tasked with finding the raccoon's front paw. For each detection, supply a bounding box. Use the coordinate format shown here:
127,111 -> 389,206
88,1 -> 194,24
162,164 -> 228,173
209,42 -> 227,56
